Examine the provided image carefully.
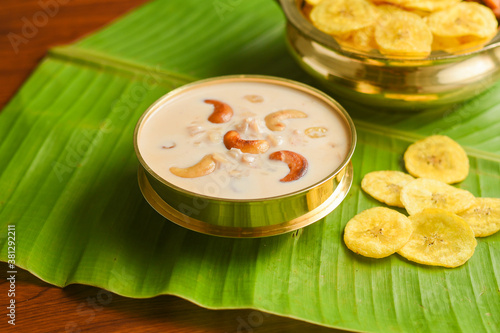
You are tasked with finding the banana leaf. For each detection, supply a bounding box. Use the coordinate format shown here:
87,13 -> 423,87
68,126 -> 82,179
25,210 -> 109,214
1,0 -> 499,332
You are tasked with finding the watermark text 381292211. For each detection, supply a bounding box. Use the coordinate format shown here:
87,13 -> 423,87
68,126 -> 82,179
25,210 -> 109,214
6,224 -> 17,326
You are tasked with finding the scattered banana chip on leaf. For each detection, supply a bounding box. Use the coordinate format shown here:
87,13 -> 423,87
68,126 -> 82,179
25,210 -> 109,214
400,178 -> 475,215
397,208 -> 477,268
343,132 -> 499,268
361,170 -> 415,207
344,207 -> 414,258
404,135 -> 469,184
458,198 -> 500,237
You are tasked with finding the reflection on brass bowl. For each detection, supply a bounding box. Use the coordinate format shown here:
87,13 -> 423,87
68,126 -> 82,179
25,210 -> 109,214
277,0 -> 500,111
134,75 -> 356,238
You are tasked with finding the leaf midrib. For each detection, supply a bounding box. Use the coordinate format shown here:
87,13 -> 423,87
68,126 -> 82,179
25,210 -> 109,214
50,46 -> 197,85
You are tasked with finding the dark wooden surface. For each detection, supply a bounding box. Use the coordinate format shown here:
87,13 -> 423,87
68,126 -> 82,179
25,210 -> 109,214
0,1 -> 343,332
0,0 -> 152,110
0,262 -> 342,332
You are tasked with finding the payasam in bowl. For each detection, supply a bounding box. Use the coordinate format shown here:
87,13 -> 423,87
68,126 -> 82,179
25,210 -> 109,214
134,75 -> 356,237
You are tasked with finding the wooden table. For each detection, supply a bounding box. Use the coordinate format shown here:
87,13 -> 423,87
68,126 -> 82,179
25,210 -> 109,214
0,1 -> 343,332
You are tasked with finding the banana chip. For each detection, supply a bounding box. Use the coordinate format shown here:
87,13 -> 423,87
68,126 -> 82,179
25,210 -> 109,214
404,135 -> 469,184
361,170 -> 415,207
397,208 -> 477,268
336,26 -> 377,52
375,10 -> 433,57
400,178 -> 475,215
344,207 -> 414,258
431,34 -> 495,54
375,3 -> 413,17
426,2 -> 498,38
352,25 -> 377,49
458,198 -> 500,237
306,0 -> 498,56
305,0 -> 323,5
310,0 -> 377,36
375,0 -> 461,13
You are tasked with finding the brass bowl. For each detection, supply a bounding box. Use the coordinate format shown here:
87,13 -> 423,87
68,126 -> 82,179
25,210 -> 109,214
277,0 -> 500,111
134,75 -> 356,238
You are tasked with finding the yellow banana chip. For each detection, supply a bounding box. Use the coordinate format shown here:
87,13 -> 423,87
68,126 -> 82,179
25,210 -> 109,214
375,10 -> 433,57
310,0 -> 377,36
305,0 -> 323,5
375,4 -> 414,17
397,208 -> 477,268
374,2 -> 428,17
335,25 -> 377,52
431,34 -> 496,54
458,198 -> 500,237
426,2 -> 498,39
400,178 -> 475,215
361,170 -> 415,207
344,207 -> 414,258
391,0 -> 460,13
404,135 -> 469,184
351,26 -> 377,51
305,0 -> 497,56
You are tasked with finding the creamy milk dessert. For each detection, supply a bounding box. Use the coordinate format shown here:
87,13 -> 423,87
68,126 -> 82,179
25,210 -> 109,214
138,80 -> 351,199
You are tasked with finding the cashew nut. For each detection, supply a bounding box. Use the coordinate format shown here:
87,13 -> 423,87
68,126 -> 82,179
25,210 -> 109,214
205,99 -> 233,123
223,130 -> 269,154
169,154 -> 216,178
265,110 -> 307,131
269,150 -> 308,182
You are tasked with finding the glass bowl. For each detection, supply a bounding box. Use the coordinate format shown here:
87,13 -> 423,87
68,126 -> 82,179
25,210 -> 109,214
277,0 -> 500,111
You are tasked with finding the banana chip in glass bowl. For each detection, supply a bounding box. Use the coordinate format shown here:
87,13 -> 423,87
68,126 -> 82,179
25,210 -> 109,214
276,0 -> 500,110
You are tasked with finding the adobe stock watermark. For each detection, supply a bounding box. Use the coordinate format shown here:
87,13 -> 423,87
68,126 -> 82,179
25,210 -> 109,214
51,65 -> 166,183
430,78 -> 497,135
236,309 -> 271,333
7,0 -> 70,54
64,289 -> 113,333
176,159 -> 234,219
213,0 -> 244,20
175,151 -> 251,222
6,225 -> 17,326
64,266 -> 136,332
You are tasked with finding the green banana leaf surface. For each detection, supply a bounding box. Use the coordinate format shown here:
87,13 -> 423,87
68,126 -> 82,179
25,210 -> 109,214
1,0 -> 499,332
